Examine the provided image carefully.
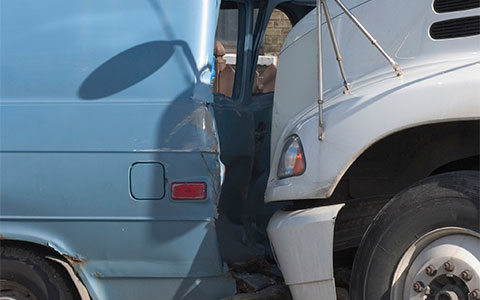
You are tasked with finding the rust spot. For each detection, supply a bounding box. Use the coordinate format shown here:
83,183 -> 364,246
0,234 -> 4,240
94,272 -> 101,278
63,254 -> 87,266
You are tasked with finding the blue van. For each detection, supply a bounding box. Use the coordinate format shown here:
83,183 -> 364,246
0,0 -> 314,299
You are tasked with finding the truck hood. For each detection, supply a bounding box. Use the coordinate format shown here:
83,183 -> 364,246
281,0 -> 371,53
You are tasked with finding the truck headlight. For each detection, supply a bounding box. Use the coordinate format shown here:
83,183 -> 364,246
277,135 -> 306,179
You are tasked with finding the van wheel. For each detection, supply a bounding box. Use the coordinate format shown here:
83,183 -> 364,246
349,171 -> 480,300
0,245 -> 80,300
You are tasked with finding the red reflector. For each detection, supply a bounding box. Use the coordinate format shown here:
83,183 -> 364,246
171,182 -> 206,200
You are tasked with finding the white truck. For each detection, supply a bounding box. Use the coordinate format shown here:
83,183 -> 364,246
266,0 -> 480,299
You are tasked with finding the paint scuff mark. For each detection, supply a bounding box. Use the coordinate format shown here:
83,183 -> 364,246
166,104 -> 217,145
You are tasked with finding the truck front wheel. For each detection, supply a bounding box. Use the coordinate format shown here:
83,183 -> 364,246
349,171 -> 480,300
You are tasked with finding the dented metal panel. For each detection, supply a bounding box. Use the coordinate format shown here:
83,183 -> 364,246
267,204 -> 344,300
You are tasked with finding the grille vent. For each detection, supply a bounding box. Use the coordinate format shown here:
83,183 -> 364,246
433,0 -> 480,13
430,16 -> 480,39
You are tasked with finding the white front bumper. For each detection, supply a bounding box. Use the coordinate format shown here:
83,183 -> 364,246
267,204 -> 344,300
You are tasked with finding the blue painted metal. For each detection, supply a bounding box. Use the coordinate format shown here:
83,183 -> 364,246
130,162 -> 166,200
0,0 -> 235,299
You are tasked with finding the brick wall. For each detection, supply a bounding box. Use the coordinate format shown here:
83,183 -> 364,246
264,9 -> 292,55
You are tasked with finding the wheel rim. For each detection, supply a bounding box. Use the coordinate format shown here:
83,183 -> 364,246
0,280 -> 38,300
391,227 -> 480,300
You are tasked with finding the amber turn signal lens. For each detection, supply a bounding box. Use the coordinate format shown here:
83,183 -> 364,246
277,135 -> 306,179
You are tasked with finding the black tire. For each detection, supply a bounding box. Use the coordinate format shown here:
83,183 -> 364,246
0,244 -> 80,300
349,171 -> 480,300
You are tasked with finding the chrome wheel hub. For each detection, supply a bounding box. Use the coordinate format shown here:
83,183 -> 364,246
391,228 -> 480,300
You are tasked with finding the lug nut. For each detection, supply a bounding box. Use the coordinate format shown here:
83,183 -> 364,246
469,289 -> 480,300
461,270 -> 472,281
424,285 -> 431,296
413,281 -> 425,293
443,260 -> 455,272
425,265 -> 437,276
